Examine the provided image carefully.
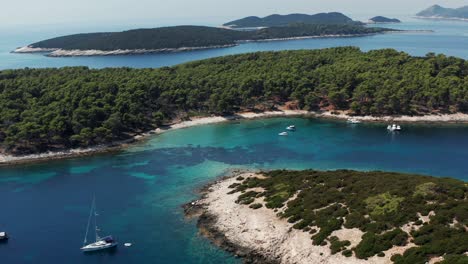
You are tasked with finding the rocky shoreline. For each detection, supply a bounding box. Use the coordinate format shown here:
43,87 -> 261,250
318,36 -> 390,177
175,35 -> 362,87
184,172 -> 280,264
414,16 -> 468,22
12,44 -> 238,57
184,172 -> 410,264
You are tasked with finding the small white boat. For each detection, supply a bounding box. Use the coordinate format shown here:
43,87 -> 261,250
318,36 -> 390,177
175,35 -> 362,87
286,125 -> 296,131
124,243 -> 132,247
387,124 -> 402,131
347,118 -> 361,124
278,132 -> 288,136
81,197 -> 117,252
0,232 -> 8,241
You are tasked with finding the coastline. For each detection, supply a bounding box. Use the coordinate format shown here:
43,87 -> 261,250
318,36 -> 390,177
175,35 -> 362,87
1,110 -> 467,166
12,44 -> 238,57
414,16 -> 468,22
10,30 -> 430,57
185,172 -> 411,264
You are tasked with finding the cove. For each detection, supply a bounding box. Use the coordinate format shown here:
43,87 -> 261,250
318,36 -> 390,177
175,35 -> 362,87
0,117 -> 467,263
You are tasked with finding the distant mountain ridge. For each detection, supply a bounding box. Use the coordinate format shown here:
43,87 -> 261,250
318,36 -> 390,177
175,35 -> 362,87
368,16 -> 401,23
416,5 -> 468,19
223,12 -> 357,28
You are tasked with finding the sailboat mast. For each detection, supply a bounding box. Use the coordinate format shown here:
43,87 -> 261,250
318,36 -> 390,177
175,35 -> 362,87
83,196 -> 95,246
94,198 -> 99,242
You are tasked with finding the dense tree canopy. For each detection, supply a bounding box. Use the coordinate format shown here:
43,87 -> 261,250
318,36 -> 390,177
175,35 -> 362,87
29,24 -> 390,51
223,12 -> 357,28
0,47 -> 467,154
229,170 -> 468,263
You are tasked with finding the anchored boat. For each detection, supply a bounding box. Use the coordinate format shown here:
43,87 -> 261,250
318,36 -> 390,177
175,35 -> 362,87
0,232 -> 8,241
81,197 -> 117,252
387,124 -> 402,131
347,118 -> 361,124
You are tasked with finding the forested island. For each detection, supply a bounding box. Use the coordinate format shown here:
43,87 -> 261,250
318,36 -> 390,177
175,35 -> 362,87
416,5 -> 468,20
187,170 -> 467,264
14,22 -> 394,57
368,16 -> 401,24
223,12 -> 359,28
1,47 -> 467,155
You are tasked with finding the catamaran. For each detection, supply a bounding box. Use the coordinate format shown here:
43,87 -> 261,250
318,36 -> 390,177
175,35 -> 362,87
81,196 -> 117,252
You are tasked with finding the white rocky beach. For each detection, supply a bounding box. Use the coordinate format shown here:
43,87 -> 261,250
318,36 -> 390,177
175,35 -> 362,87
1,109 -> 468,165
189,173 -> 441,264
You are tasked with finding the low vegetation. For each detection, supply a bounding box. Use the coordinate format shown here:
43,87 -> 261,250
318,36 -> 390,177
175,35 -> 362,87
1,47 -> 467,154
228,170 -> 467,263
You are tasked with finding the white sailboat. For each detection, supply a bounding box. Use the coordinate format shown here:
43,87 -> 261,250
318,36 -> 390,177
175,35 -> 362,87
81,196 -> 117,252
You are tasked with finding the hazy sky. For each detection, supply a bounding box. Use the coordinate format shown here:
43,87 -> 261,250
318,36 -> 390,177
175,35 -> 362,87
2,0 -> 467,27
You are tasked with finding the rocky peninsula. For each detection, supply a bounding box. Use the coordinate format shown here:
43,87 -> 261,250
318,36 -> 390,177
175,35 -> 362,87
186,170 -> 467,264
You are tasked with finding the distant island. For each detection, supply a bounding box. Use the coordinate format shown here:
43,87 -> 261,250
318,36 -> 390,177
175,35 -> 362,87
223,12 -> 359,28
1,47 -> 467,156
416,5 -> 468,21
13,12 -> 402,57
187,170 -> 467,264
368,16 -> 401,24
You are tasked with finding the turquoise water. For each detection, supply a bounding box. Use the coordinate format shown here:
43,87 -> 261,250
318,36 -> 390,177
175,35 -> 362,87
0,118 -> 467,263
1,18 -> 467,70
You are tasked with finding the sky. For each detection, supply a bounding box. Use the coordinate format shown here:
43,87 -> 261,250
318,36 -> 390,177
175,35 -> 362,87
1,0 -> 467,28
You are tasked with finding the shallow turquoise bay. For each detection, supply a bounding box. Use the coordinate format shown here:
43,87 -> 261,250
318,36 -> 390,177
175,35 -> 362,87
0,118 -> 467,263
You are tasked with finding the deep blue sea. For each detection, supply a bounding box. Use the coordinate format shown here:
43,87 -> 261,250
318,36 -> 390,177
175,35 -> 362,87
0,16 -> 468,264
0,18 -> 467,70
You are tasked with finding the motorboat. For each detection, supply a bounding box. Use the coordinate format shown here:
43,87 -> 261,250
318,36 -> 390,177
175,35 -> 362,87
278,132 -> 288,136
387,124 -> 401,131
286,125 -> 296,131
81,197 -> 118,252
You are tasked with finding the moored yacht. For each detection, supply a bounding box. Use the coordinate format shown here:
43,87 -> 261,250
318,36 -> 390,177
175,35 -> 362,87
81,197 -> 117,252
286,125 -> 296,131
278,132 -> 288,136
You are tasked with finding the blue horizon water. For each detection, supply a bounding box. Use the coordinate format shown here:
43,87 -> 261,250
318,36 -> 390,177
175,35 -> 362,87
0,118 -> 467,263
0,18 -> 468,70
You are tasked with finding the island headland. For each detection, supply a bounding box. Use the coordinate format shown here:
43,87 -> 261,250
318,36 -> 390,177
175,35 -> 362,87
185,170 -> 467,264
12,12 -> 403,57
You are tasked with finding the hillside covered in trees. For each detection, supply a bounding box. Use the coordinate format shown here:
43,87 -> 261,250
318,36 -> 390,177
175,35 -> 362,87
21,24 -> 389,52
0,47 -> 467,154
368,16 -> 401,23
416,5 -> 468,19
223,12 -> 358,28
228,170 -> 467,263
